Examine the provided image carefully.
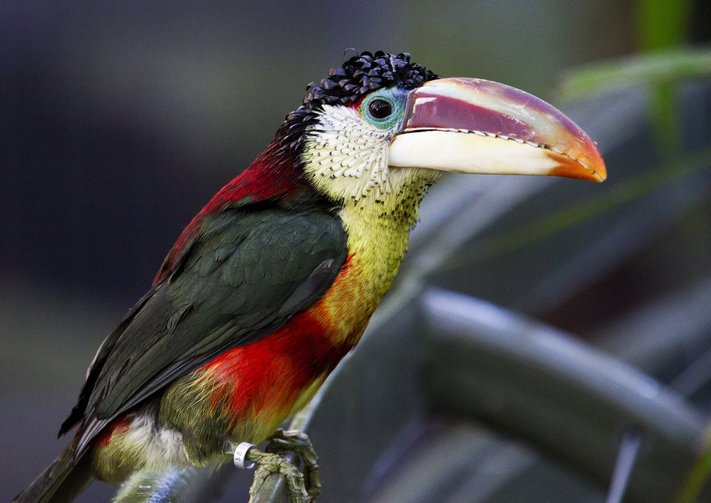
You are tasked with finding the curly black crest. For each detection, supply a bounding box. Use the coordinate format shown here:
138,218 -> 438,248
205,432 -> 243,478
278,51 -> 438,152
303,51 -> 438,107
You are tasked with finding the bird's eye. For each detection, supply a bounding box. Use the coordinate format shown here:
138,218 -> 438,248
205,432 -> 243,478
368,98 -> 393,120
361,91 -> 403,129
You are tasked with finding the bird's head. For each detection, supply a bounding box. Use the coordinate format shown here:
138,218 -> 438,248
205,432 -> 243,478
276,51 -> 606,223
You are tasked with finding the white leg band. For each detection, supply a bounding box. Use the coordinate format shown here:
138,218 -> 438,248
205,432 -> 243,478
233,442 -> 256,470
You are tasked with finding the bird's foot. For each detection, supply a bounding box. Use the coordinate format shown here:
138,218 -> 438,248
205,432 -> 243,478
265,429 -> 320,500
230,429 -> 320,503
245,447 -> 310,503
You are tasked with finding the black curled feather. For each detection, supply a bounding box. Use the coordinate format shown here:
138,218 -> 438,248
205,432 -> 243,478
279,51 -> 438,153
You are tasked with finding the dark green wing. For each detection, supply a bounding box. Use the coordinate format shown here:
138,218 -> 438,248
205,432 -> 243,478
68,208 -> 347,454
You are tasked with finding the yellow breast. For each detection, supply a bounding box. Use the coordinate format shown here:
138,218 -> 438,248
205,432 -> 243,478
312,203 -> 412,346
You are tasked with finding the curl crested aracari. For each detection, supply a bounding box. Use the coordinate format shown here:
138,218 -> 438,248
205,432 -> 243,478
14,51 -> 606,502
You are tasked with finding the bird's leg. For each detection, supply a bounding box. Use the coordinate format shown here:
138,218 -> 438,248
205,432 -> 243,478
229,439 -> 313,503
265,429 -> 321,500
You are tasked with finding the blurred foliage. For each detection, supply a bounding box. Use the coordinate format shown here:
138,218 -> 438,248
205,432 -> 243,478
559,49 -> 711,102
638,0 -> 692,51
441,146 -> 711,271
562,0 -> 703,158
638,0 -> 690,159
678,426 -> 711,503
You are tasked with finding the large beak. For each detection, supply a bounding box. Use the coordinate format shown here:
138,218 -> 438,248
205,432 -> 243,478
389,78 -> 606,182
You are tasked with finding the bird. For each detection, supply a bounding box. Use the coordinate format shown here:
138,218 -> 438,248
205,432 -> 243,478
14,50 -> 606,503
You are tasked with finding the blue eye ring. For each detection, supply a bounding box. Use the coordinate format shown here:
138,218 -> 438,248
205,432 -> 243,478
361,93 -> 401,129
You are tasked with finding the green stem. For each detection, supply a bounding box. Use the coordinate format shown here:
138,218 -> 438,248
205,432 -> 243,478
649,80 -> 682,162
560,49 -> 711,102
637,0 -> 691,52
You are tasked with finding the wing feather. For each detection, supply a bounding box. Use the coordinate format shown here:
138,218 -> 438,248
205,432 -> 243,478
65,207 -> 347,455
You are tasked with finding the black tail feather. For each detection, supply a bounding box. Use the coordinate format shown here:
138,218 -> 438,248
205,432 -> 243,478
12,442 -> 92,503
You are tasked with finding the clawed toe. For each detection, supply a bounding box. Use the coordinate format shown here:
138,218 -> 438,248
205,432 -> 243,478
230,430 -> 320,503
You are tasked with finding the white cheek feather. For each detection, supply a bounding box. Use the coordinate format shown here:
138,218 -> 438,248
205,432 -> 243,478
302,105 -> 393,202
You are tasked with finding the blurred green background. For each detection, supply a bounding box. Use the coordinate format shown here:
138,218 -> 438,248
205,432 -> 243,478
2,1 -> 710,501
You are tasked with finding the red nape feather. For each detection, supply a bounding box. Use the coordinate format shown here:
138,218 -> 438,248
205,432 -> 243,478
199,310 -> 353,420
153,140 -> 307,285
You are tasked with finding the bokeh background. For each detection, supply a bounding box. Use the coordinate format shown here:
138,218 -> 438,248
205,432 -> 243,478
2,1 -> 710,501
